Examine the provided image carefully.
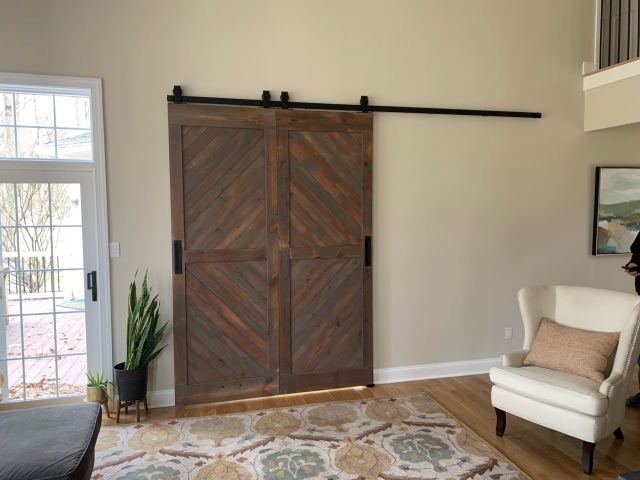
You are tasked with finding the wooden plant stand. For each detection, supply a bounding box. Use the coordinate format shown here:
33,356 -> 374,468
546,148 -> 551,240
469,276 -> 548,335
116,396 -> 148,423
84,398 -> 110,419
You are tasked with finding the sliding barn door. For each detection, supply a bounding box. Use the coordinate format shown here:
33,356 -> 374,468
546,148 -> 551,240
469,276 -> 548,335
169,105 -> 373,406
169,105 -> 279,406
277,110 -> 373,394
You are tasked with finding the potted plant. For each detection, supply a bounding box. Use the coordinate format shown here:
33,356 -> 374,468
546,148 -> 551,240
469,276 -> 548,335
114,271 -> 168,402
85,370 -> 110,403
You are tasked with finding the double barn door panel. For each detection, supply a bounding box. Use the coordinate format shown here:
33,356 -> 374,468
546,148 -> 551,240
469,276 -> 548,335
169,105 -> 279,406
169,104 -> 372,406
277,110 -> 373,394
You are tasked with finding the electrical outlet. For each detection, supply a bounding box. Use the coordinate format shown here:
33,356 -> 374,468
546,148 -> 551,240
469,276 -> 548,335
505,327 -> 513,340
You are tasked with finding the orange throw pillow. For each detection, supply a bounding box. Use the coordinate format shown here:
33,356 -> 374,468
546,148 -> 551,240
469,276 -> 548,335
523,317 -> 620,383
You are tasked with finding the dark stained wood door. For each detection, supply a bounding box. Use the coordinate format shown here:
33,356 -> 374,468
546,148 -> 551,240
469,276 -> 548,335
169,104 -> 279,406
169,105 -> 373,406
276,110 -> 373,394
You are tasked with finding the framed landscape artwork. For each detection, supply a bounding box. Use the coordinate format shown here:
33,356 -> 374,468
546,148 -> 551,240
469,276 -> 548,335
593,167 -> 640,255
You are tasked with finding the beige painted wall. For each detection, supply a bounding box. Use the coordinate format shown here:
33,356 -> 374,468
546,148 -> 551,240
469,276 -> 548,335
585,74 -> 640,130
0,0 -> 46,72
2,0 -> 640,393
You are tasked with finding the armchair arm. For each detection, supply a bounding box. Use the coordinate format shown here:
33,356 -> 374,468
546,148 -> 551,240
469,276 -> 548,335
598,371 -> 623,397
501,349 -> 530,367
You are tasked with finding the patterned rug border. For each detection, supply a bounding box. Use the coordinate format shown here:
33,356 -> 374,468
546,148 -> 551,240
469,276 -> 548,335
101,391 -> 531,479
416,394 -> 532,480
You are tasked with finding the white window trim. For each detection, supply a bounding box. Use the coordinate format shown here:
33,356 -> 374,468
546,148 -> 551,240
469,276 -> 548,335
0,72 -> 112,379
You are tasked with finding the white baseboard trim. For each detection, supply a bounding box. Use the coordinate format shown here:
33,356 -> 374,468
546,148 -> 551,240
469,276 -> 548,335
147,389 -> 175,408
373,358 -> 500,385
115,389 -> 176,408
138,359 -> 500,409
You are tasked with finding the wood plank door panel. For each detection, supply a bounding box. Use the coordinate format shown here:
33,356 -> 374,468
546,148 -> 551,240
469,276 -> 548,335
290,257 -> 363,373
277,110 -> 373,394
169,105 -> 279,406
170,105 -> 373,405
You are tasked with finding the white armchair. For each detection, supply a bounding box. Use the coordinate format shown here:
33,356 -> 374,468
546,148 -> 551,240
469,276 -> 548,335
490,285 -> 640,475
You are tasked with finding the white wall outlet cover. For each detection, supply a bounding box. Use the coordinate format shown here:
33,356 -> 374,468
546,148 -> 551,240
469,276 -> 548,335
505,327 -> 513,340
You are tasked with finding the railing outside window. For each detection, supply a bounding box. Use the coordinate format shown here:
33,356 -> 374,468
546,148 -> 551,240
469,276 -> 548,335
3,252 -> 62,297
600,0 -> 640,68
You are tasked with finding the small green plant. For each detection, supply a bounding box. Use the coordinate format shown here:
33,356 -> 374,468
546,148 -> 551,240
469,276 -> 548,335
125,270 -> 169,370
86,370 -> 111,399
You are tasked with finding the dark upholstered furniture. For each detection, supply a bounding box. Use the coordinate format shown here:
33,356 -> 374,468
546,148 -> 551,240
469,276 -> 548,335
0,403 -> 102,480
620,472 -> 640,480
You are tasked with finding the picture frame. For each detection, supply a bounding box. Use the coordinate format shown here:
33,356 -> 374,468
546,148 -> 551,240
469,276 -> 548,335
592,167 -> 640,256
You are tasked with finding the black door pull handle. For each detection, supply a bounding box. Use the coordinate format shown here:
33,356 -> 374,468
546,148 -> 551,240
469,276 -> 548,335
365,236 -> 372,267
174,240 -> 183,274
86,271 -> 97,301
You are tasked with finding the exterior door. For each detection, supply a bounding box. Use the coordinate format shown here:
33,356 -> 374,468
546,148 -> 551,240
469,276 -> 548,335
0,73 -> 110,409
169,105 -> 373,406
169,105 -> 279,406
276,110 -> 373,393
0,171 -> 101,403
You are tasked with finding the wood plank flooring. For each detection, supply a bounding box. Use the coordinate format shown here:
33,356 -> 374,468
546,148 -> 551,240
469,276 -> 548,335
103,369 -> 640,479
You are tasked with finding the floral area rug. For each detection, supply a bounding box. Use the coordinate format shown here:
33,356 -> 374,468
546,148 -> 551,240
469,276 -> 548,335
93,394 -> 528,480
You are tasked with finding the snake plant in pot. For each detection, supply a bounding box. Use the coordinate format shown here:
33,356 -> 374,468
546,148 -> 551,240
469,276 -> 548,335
114,271 -> 168,402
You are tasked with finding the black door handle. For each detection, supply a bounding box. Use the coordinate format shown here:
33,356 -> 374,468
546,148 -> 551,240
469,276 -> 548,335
174,240 -> 183,274
364,236 -> 372,267
86,271 -> 97,301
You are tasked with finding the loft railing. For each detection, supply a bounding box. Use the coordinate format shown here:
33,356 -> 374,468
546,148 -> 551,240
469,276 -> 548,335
600,0 -> 640,68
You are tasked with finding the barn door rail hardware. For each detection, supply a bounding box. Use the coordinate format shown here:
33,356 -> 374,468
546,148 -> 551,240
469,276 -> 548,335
167,86 -> 541,119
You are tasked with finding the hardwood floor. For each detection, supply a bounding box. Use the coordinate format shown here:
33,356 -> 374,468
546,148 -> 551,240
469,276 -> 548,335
103,368 -> 640,479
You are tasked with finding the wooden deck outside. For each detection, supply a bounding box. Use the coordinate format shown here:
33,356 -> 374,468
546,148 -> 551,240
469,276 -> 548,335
2,296 -> 86,400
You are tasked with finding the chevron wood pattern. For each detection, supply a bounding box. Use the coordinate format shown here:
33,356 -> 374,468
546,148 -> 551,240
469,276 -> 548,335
169,106 -> 372,406
289,130 -> 362,248
185,262 -> 268,384
182,126 -> 266,251
278,110 -> 372,395
290,258 -> 363,374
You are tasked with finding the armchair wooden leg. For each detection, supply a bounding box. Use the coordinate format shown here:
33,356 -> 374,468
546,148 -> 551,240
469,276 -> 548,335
582,441 -> 596,475
494,407 -> 506,437
613,427 -> 624,440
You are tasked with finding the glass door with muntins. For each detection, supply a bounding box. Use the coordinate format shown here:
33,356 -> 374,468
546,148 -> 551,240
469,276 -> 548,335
0,181 -> 93,401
